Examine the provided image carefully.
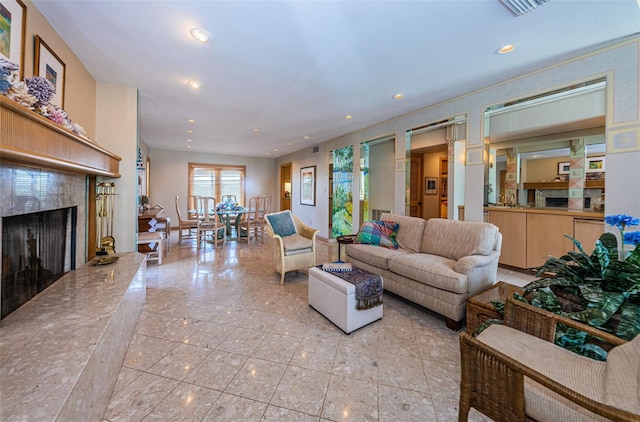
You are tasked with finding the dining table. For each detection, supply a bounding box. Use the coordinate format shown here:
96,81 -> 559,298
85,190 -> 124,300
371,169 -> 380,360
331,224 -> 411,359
189,207 -> 248,239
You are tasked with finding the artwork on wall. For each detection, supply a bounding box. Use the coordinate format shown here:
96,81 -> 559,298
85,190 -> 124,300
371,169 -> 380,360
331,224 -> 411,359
425,177 -> 437,195
34,35 -> 66,107
300,165 -> 316,206
586,156 -> 605,173
558,161 -> 570,175
332,146 -> 353,238
0,0 -> 26,78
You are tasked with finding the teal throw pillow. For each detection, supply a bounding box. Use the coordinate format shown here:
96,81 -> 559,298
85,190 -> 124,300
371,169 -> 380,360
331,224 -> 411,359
266,211 -> 297,237
355,220 -> 399,249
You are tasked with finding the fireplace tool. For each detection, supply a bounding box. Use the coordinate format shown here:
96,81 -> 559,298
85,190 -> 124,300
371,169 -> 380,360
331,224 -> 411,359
96,182 -> 117,255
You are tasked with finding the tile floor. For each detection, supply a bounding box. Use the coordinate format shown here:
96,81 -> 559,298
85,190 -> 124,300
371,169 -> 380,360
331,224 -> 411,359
104,232 -> 535,421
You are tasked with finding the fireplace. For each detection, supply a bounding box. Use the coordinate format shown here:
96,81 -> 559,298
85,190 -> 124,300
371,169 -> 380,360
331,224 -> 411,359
1,207 -> 77,318
0,163 -> 88,319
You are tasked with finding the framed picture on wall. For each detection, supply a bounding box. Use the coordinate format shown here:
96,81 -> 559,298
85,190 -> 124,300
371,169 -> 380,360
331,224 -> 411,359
300,165 -> 316,206
425,177 -> 437,195
586,156 -> 605,173
558,161 -> 570,175
34,35 -> 66,108
0,0 -> 27,79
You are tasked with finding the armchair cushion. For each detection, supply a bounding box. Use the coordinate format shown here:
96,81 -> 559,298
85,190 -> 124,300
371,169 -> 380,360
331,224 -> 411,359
478,324 -> 609,421
355,220 -> 399,249
604,335 -> 640,413
266,210 -> 297,237
282,233 -> 313,255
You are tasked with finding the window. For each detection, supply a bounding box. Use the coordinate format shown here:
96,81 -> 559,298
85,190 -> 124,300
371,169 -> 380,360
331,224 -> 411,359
188,163 -> 246,206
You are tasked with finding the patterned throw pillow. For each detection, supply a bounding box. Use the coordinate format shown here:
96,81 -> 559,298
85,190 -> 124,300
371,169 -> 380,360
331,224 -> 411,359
355,220 -> 399,249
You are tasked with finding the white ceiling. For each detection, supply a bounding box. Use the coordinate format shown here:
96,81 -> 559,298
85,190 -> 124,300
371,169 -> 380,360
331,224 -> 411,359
32,0 -> 640,159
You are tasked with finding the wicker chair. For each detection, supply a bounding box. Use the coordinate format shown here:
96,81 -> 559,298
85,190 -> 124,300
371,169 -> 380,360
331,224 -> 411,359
264,211 -> 319,284
459,296 -> 639,422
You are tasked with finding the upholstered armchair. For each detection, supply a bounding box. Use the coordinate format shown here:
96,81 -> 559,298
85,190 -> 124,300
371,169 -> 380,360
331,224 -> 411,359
459,297 -> 640,422
264,211 -> 319,284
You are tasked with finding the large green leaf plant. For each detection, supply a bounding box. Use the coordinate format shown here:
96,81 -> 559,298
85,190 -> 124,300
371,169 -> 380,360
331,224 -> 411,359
514,232 -> 640,360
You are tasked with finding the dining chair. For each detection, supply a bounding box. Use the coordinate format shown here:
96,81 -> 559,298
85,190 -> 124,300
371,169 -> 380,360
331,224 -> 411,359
256,195 -> 271,241
187,195 -> 200,219
175,195 -> 198,244
239,196 -> 263,245
196,196 -> 226,249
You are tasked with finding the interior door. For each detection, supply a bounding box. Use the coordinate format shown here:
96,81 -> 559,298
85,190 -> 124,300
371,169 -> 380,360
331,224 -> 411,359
409,155 -> 422,217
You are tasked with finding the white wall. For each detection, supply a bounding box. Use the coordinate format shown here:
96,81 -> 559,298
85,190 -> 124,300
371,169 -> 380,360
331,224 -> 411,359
276,37 -> 640,231
148,149 -> 276,227
95,83 -> 139,253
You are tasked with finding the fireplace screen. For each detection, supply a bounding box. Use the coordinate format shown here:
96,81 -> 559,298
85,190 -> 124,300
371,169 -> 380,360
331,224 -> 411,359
1,207 -> 76,319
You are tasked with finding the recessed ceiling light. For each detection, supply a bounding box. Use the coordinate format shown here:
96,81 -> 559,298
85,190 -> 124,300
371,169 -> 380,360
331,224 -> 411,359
186,145 -> 192,148
189,27 -> 211,44
344,115 -> 353,120
287,142 -> 292,146
186,139 -> 192,142
265,152 -> 271,155
253,128 -> 261,132
497,44 -> 517,54
187,130 -> 193,134
393,94 -> 404,100
303,135 -> 310,139
187,80 -> 201,89
187,119 -> 196,123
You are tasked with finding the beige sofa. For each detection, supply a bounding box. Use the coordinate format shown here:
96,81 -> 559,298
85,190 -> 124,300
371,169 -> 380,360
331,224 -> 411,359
345,213 -> 502,330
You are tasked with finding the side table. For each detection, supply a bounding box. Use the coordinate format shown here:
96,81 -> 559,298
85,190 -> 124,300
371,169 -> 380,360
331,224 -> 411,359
336,234 -> 357,262
466,281 -> 523,334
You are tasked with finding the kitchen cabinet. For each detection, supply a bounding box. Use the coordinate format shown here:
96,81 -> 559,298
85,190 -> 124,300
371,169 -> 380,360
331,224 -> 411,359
486,207 -> 604,269
488,210 -> 527,268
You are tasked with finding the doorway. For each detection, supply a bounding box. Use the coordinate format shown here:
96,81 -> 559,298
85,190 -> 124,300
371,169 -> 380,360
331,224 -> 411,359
280,163 -> 291,211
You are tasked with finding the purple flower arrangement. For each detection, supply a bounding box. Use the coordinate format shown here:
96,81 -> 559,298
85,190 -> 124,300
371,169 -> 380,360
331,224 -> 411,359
1,59 -> 91,141
25,76 -> 55,105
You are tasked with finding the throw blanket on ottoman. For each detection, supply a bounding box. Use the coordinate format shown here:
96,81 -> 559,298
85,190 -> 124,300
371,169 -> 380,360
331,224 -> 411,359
318,265 -> 383,310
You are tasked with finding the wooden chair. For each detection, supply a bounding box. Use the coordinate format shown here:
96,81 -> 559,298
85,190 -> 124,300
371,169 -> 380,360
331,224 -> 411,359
196,196 -> 226,249
239,196 -> 263,245
220,194 -> 237,205
256,195 -> 271,241
264,211 -> 318,284
458,296 -> 639,422
175,195 -> 198,244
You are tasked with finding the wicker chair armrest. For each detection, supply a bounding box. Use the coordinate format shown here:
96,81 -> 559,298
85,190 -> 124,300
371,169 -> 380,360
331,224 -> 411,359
459,332 -> 637,422
291,215 -> 319,242
504,296 -> 626,346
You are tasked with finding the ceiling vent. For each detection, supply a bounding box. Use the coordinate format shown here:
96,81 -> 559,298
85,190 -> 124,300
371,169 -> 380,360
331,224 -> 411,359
499,0 -> 550,16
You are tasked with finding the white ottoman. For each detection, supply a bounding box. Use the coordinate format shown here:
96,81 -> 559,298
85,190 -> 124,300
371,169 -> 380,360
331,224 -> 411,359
308,266 -> 383,334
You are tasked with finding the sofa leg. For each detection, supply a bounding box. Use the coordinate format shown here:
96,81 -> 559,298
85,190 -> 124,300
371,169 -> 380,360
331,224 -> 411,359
445,317 -> 462,331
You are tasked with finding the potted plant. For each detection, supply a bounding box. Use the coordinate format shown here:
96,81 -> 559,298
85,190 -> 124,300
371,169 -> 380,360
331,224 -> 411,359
508,215 -> 640,360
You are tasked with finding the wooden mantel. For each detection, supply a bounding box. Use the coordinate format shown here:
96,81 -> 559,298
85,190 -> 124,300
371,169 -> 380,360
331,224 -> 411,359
0,95 -> 121,177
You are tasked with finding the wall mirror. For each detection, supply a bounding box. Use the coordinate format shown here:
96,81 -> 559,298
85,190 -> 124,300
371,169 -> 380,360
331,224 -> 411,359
484,78 -> 606,211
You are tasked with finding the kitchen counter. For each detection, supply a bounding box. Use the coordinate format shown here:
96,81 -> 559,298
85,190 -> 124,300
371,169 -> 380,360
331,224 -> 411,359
485,206 -> 604,219
486,207 -> 604,269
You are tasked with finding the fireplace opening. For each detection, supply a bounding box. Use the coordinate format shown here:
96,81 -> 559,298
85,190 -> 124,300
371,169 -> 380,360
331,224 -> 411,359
1,207 -> 77,319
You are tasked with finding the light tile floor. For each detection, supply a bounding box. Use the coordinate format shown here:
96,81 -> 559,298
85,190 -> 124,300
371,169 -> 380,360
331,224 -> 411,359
104,232 -> 535,421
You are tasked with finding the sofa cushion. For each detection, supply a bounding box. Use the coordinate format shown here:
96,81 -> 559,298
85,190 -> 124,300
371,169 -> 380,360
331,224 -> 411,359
388,253 -> 467,294
603,334 -> 640,413
345,244 -> 409,270
380,213 -> 426,253
355,220 -> 399,249
266,210 -> 297,237
421,219 -> 498,260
